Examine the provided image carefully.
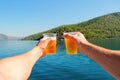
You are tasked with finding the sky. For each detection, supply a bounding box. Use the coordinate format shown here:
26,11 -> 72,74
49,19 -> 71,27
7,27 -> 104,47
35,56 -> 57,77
0,0 -> 120,37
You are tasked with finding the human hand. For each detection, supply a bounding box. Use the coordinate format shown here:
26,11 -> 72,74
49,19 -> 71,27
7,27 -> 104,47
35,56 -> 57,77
36,37 -> 52,57
37,37 -> 52,49
0,37 -> 52,80
63,32 -> 89,47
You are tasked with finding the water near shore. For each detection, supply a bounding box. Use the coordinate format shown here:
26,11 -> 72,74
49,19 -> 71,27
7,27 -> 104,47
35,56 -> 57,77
0,39 -> 118,80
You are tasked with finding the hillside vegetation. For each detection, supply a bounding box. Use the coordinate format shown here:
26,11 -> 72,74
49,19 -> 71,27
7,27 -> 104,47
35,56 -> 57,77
23,12 -> 120,40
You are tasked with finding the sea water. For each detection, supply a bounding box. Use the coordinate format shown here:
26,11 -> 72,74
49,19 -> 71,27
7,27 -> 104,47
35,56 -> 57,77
0,39 -> 117,80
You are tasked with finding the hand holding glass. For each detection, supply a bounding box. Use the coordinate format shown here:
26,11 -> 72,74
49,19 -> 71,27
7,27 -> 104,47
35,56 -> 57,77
64,32 -> 78,54
43,33 -> 57,54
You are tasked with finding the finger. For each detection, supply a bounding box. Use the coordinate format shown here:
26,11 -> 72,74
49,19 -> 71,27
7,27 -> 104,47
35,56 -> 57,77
63,33 -> 75,40
37,37 -> 51,46
63,33 -> 70,38
76,32 -> 84,36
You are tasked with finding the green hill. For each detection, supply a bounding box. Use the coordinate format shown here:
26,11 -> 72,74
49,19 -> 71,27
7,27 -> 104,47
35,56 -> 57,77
23,12 -> 120,40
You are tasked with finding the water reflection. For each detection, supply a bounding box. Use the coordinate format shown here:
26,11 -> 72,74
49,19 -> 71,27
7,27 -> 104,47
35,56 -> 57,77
89,38 -> 120,50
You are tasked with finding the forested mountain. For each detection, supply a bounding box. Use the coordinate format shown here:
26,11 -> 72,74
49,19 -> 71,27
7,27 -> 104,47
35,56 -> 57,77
23,12 -> 120,40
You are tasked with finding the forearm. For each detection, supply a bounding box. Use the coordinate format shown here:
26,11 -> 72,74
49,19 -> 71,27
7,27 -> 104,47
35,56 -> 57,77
78,42 -> 120,79
0,46 -> 44,80
24,46 -> 44,64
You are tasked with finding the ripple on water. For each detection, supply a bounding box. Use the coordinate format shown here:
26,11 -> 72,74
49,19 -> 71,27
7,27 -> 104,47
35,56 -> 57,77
0,41 -> 115,80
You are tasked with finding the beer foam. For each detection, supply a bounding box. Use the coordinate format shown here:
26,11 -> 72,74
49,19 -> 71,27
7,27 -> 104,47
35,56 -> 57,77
42,37 -> 49,40
51,37 -> 56,40
43,37 -> 56,40
63,33 -> 68,35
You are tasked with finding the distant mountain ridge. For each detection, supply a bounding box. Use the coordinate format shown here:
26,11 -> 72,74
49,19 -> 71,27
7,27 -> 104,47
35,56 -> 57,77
0,33 -> 20,40
0,33 -> 8,40
23,12 -> 120,40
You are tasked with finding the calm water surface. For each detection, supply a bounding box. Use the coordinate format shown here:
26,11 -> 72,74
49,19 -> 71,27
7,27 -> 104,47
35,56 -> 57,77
0,39 -> 119,80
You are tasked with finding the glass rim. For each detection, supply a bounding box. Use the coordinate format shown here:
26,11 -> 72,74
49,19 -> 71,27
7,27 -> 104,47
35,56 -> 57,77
43,33 -> 56,37
64,32 -> 78,35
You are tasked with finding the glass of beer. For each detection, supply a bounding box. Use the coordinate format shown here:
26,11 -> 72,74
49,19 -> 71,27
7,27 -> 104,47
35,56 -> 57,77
64,32 -> 78,54
43,33 -> 57,54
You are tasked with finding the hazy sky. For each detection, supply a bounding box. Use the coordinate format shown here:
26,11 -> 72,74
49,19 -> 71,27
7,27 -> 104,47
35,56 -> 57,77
0,0 -> 120,37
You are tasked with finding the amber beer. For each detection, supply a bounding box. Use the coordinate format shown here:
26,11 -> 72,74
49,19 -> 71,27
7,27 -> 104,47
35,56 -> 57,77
64,33 -> 78,54
43,33 -> 56,54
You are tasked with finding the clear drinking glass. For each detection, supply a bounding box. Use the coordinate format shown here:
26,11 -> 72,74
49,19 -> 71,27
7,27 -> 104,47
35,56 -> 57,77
43,33 -> 57,54
64,32 -> 78,54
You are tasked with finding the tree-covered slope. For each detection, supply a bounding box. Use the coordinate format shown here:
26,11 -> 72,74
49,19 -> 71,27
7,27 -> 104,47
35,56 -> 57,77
23,12 -> 120,40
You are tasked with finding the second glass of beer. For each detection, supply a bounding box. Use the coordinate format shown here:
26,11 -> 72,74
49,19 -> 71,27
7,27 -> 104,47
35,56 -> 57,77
43,33 -> 57,54
64,32 -> 78,54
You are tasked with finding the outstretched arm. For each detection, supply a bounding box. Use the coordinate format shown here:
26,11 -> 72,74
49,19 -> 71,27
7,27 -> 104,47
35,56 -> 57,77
0,38 -> 51,80
63,32 -> 120,79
